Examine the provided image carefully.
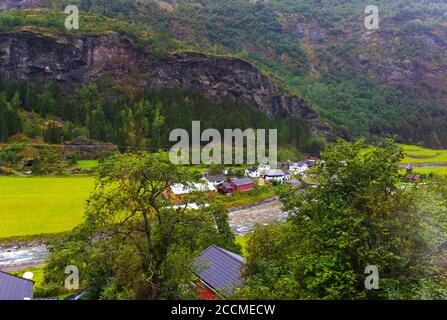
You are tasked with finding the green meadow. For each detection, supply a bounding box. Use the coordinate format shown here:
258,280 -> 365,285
0,177 -> 94,238
401,144 -> 447,164
76,160 -> 99,170
398,145 -> 447,175
2,143 -> 447,240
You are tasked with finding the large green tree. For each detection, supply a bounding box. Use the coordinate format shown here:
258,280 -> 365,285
238,140 -> 447,299
44,152 -> 239,299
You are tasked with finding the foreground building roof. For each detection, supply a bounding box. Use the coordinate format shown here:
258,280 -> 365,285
192,246 -> 245,297
0,271 -> 34,300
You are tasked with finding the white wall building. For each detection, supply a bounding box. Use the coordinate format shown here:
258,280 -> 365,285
262,169 -> 291,183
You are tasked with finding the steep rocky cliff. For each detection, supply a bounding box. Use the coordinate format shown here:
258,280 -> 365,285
0,30 -> 331,136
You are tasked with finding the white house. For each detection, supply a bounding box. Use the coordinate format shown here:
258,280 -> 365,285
257,164 -> 270,176
170,180 -> 217,195
289,161 -> 309,175
204,175 -> 227,187
245,164 -> 271,178
262,169 -> 291,183
245,168 -> 259,178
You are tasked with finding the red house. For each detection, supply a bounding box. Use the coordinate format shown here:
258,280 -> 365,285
218,182 -> 235,195
230,178 -> 254,192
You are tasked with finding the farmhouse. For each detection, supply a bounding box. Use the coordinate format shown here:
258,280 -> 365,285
262,169 -> 291,183
0,271 -> 34,300
406,173 -> 422,182
288,159 -> 317,175
218,178 -> 254,195
231,178 -> 254,192
245,167 -> 259,178
218,182 -> 235,195
166,180 -> 217,202
192,245 -> 245,300
245,164 -> 274,178
289,161 -> 309,175
204,175 -> 227,187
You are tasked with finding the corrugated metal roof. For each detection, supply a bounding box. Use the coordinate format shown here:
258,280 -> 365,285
193,246 -> 245,297
0,271 -> 34,300
221,182 -> 234,190
264,169 -> 285,177
205,175 -> 227,183
231,178 -> 253,187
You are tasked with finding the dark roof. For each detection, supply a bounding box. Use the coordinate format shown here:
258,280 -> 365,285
406,174 -> 422,181
0,271 -> 34,300
205,175 -> 227,183
246,168 -> 257,173
221,182 -> 234,190
286,180 -> 302,186
193,246 -> 245,297
231,178 -> 253,187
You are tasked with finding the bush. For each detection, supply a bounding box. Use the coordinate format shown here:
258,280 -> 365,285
33,283 -> 67,299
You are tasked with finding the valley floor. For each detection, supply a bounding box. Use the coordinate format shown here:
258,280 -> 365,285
0,177 -> 94,238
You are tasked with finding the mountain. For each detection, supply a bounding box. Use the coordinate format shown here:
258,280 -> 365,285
81,0 -> 446,148
0,30 -> 329,136
1,0 -> 447,147
0,7 -> 330,153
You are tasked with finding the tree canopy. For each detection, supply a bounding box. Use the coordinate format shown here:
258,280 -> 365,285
237,140 -> 447,299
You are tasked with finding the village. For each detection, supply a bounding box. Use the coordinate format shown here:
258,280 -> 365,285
167,157 -> 319,203
0,144 -> 437,301
0,156 -> 321,301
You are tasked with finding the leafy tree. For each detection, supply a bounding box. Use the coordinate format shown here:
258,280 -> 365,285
43,121 -> 64,144
238,140 -> 447,299
44,152 -> 240,299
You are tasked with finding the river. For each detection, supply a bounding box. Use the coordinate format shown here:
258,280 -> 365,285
0,199 -> 287,269
0,245 -> 49,271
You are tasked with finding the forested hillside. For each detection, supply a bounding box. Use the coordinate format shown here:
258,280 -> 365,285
1,0 -> 447,147
0,6 -> 324,154
140,0 -> 447,147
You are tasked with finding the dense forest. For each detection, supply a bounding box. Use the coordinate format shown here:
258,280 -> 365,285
0,77 -> 318,153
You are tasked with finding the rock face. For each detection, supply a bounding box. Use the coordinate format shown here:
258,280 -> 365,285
0,30 -> 331,137
64,137 -> 118,160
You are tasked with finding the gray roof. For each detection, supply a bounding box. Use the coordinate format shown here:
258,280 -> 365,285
231,178 -> 253,187
205,175 -> 227,183
0,271 -> 34,300
264,169 -> 285,177
193,246 -> 245,297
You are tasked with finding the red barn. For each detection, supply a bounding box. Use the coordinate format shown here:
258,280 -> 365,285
218,182 -> 235,195
230,178 -> 254,192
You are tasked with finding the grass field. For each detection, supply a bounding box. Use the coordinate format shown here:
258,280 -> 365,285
75,160 -> 99,169
10,265 -> 45,287
398,145 -> 447,175
216,185 -> 277,209
401,144 -> 447,164
0,177 -> 94,238
236,235 -> 248,257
